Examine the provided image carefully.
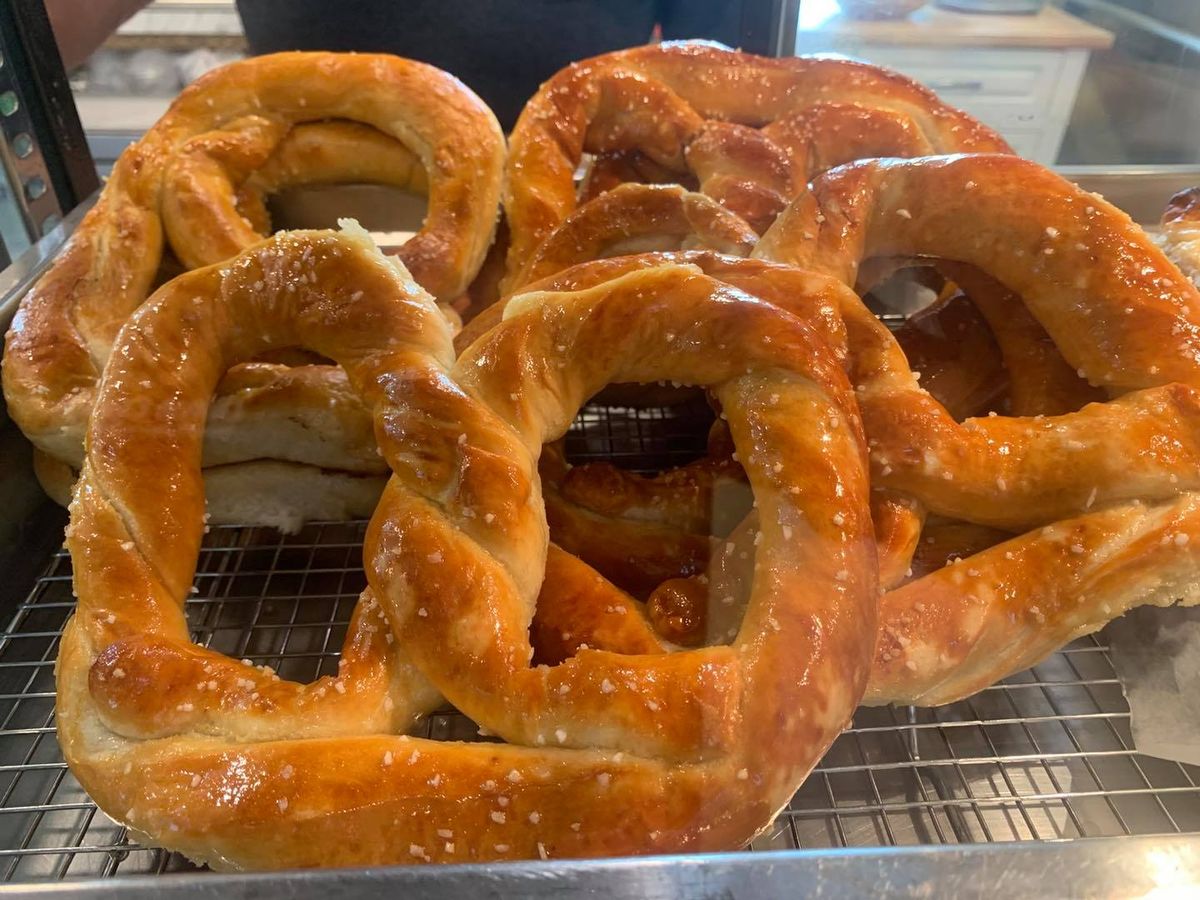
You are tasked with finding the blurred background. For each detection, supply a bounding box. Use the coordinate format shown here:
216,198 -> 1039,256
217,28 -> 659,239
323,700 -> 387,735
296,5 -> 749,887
59,0 -> 1200,171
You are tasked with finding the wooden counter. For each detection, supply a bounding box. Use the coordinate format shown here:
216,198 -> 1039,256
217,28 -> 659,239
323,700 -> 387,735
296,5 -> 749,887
799,4 -> 1114,50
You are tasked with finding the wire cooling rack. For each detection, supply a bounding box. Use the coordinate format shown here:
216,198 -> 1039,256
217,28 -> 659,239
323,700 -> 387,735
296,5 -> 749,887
0,402 -> 1198,882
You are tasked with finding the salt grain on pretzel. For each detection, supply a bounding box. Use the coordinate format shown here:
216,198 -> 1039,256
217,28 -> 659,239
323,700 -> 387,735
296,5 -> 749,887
756,153 -> 1200,702
502,40 -> 1009,293
59,229 -> 877,868
3,52 -> 504,530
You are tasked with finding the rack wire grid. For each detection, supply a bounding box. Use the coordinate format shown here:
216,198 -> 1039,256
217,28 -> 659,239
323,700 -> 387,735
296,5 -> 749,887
0,399 -> 1198,883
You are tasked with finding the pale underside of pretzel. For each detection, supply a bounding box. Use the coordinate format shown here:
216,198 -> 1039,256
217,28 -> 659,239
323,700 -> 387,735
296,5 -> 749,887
59,229 -> 877,869
516,155 -> 1200,705
3,51 -> 504,527
502,40 -> 1010,294
233,120 -> 429,238
1161,186 -> 1200,285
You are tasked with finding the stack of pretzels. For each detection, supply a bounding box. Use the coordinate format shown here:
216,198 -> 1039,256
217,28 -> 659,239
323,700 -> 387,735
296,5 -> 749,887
2,52 -> 505,531
5,42 -> 1200,870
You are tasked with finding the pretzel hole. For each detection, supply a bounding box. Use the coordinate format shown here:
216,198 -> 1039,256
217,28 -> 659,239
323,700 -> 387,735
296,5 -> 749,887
537,393 -> 760,656
561,392 -> 715,475
578,150 -> 698,206
267,182 -> 427,256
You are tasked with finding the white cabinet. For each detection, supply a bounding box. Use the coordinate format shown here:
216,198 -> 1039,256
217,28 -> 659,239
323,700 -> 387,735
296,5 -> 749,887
792,5 -> 1114,164
846,45 -> 1090,164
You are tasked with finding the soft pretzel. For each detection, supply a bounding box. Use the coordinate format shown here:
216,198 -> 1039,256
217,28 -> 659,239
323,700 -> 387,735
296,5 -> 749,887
755,153 -> 1200,701
461,251 -> 924,598
59,228 -> 878,868
502,40 -> 1009,292
523,157 -> 1200,703
3,52 -> 503,527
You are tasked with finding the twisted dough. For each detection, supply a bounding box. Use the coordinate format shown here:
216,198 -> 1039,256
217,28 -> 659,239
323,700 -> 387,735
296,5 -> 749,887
3,52 -> 503,527
60,228 -> 878,868
762,154 -> 1200,700
519,155 -> 1200,705
502,40 -> 1009,293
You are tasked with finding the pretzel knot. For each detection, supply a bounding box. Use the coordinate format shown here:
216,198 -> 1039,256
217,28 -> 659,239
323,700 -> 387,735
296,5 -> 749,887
755,154 -> 1200,703
512,156 -> 1200,707
3,51 -> 504,530
501,40 -> 1010,294
57,228 -> 878,868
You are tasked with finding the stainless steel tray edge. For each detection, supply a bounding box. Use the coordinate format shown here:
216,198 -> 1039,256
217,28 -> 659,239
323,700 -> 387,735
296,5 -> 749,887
1,836 -> 1196,899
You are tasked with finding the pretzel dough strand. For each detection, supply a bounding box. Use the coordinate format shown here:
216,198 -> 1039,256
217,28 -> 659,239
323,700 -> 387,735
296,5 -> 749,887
59,232 -> 877,869
3,52 -> 504,513
756,154 -> 1200,392
512,183 -> 759,290
503,41 -> 1009,291
369,265 -> 874,760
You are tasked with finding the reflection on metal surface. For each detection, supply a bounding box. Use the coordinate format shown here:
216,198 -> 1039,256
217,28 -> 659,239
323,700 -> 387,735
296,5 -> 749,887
0,195 -> 94,336
1059,166 -> 1200,227
0,30 -> 65,260
0,837 -> 1194,898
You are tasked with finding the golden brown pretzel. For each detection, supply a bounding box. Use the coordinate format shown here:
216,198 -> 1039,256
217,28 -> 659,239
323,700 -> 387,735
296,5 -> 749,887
502,40 -> 1009,292
755,153 -> 1200,702
60,229 -> 877,868
154,55 -> 502,294
3,52 -> 504,527
524,157 -> 1200,702
462,252 -> 929,602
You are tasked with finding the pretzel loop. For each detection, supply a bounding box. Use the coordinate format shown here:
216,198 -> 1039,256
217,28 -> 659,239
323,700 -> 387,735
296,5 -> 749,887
753,154 -> 1200,703
503,41 -> 1010,293
59,230 -> 878,869
3,51 -> 504,529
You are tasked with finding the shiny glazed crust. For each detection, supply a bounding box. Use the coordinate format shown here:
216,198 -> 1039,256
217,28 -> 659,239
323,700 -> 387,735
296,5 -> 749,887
502,40 -> 1010,292
498,156 -> 1200,706
2,52 -> 504,511
58,229 -> 878,868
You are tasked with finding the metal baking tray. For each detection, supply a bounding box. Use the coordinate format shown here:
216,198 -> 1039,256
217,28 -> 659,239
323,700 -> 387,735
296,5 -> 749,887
1,170 -> 1199,895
